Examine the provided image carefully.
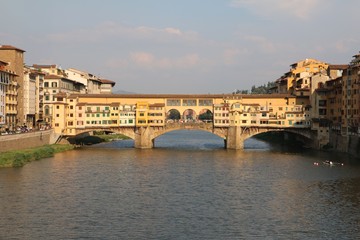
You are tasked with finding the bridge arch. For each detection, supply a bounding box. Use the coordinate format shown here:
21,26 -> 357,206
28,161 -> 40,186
183,109 -> 196,121
198,108 -> 213,122
145,122 -> 228,144
68,127 -> 137,140
237,127 -> 316,147
166,109 -> 181,122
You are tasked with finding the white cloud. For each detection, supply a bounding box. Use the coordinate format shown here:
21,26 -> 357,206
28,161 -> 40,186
335,39 -> 359,53
242,35 -> 276,53
230,0 -> 323,19
47,22 -> 199,43
107,52 -> 201,70
223,48 -> 249,64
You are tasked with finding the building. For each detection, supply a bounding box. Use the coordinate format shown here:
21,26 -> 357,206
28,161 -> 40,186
226,95 -> 307,128
48,93 -> 310,136
23,66 -> 46,127
0,60 -> 9,126
99,79 -> 116,94
0,59 -> 18,131
274,59 -> 328,95
43,74 -> 86,124
0,60 -> 17,131
23,66 -> 37,127
0,45 -> 25,125
65,68 -> 98,94
342,52 -> 360,135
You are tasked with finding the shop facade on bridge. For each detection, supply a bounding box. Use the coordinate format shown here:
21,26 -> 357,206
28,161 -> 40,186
51,93 -> 310,136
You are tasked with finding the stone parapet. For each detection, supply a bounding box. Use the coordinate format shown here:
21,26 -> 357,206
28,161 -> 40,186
0,129 -> 55,153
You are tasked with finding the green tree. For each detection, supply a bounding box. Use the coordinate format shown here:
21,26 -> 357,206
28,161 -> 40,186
198,110 -> 213,122
168,109 -> 181,120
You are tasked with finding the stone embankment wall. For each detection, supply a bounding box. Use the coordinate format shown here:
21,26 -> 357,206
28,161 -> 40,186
0,129 -> 59,153
329,131 -> 360,158
348,135 -> 360,158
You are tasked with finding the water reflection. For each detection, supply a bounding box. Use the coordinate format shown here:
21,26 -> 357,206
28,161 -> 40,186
0,131 -> 360,239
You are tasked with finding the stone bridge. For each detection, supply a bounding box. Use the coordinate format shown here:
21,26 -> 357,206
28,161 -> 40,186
68,123 -> 317,150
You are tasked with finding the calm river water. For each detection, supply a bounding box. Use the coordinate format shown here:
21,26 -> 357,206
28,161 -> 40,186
1,131 -> 360,240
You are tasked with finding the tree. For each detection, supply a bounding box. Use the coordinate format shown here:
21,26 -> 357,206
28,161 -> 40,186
168,109 -> 180,120
198,110 -> 213,122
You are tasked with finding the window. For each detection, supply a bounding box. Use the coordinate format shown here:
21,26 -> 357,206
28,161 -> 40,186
44,82 -> 49,87
319,109 -> 327,115
318,100 -> 327,107
182,99 -> 197,106
199,99 -> 213,106
167,99 -> 181,106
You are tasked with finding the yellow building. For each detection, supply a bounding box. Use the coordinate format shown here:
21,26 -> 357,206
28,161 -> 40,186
275,58 -> 328,95
226,95 -> 307,128
51,93 -> 310,136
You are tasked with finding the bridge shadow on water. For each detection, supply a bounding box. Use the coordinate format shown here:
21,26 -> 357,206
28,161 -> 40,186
88,130 -> 300,152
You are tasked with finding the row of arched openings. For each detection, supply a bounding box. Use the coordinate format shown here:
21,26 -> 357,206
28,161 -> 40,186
167,109 -> 213,122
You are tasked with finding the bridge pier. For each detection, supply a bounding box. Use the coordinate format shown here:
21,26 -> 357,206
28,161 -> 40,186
226,126 -> 245,150
134,126 -> 155,149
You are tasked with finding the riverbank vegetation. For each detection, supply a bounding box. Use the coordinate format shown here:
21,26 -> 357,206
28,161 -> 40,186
0,144 -> 74,168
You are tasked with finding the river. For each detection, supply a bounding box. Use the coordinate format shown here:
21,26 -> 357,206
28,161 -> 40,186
1,130 -> 360,240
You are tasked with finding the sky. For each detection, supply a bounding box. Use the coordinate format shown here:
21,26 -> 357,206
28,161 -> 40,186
1,0 -> 359,94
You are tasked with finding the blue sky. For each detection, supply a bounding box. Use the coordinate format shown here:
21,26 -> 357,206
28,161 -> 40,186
1,0 -> 359,94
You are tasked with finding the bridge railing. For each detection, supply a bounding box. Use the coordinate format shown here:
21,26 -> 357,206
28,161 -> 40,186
165,121 -> 213,130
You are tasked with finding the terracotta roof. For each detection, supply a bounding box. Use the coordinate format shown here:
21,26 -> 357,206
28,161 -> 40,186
33,64 -> 57,69
100,79 -> 116,86
30,69 -> 46,75
243,103 -> 260,106
0,60 -> 8,66
328,64 -> 348,70
44,74 -> 62,79
150,103 -> 165,107
80,103 -> 110,106
0,45 -> 25,52
66,93 -> 294,99
54,92 -> 67,97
